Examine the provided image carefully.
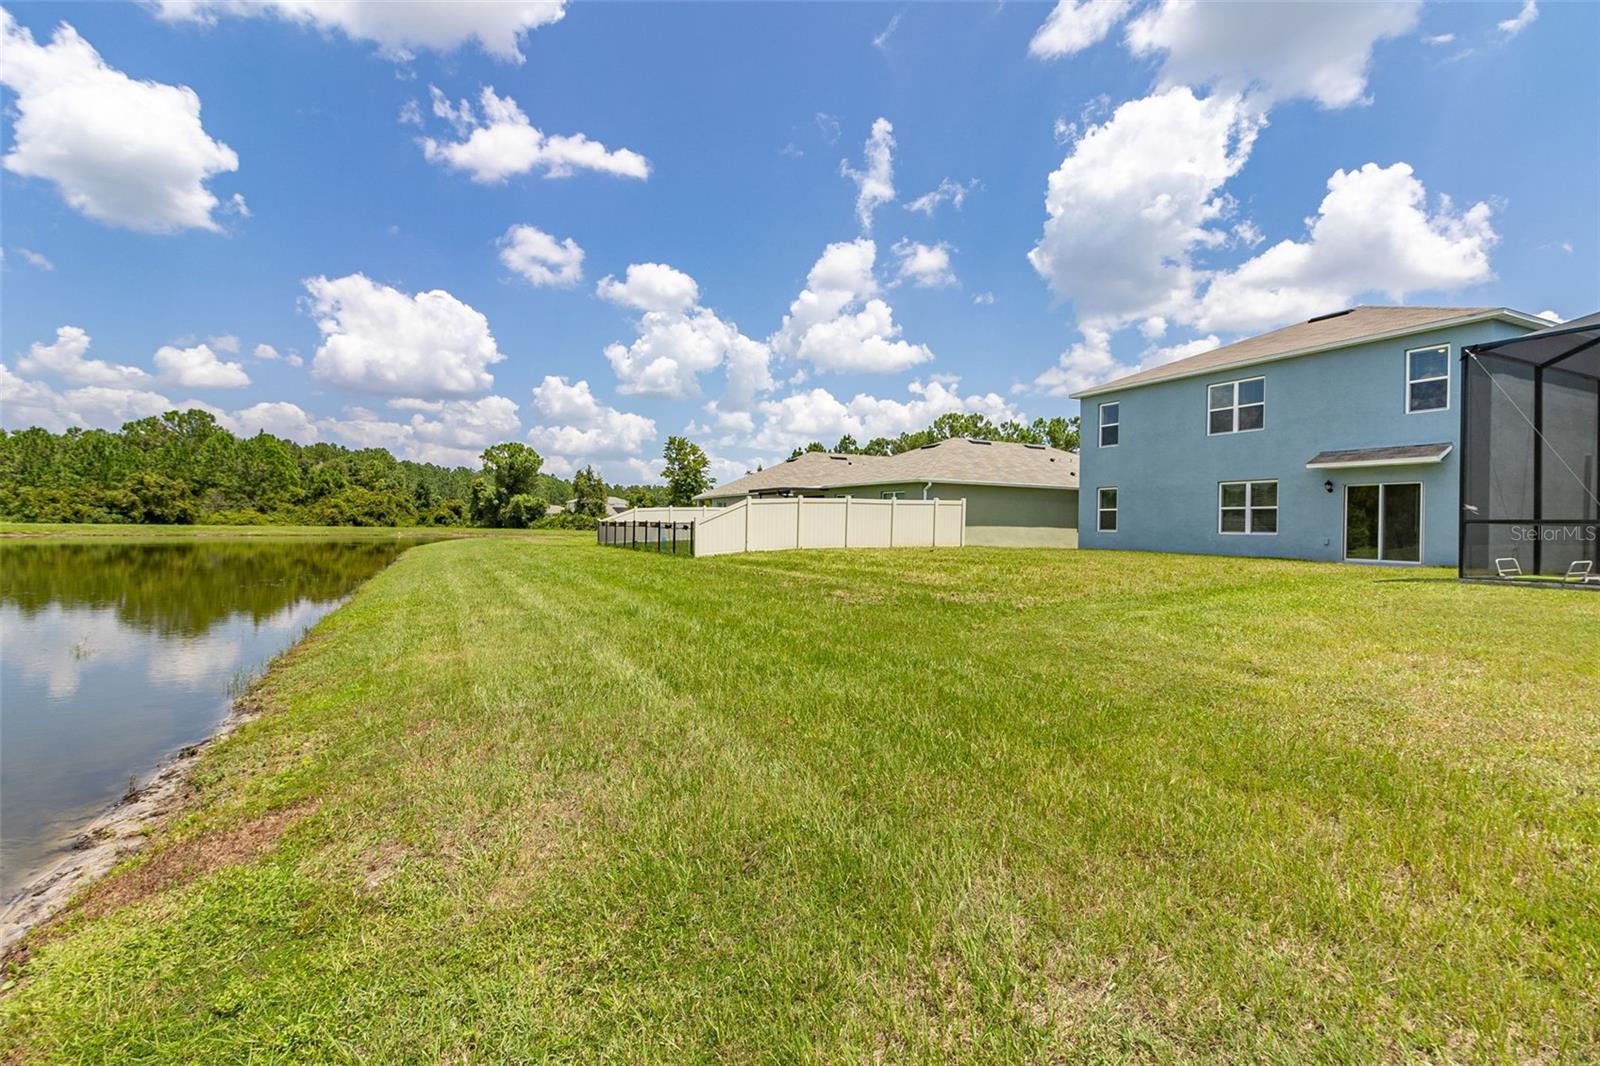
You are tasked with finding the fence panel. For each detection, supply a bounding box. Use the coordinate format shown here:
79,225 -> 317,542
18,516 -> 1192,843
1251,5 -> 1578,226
600,496 -> 968,558
799,497 -> 848,549
934,499 -> 965,546
846,499 -> 893,548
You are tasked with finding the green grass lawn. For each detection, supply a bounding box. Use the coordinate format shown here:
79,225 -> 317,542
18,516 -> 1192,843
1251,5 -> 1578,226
3,538 -> 1597,1062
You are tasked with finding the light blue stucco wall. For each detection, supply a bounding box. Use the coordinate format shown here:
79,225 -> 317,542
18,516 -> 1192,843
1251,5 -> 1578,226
1076,320 -> 1538,566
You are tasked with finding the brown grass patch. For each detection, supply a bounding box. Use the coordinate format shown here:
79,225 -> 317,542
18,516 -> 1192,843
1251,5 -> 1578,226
71,802 -> 318,922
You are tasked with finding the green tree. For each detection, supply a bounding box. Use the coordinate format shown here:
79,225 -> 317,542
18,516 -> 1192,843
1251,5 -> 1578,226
122,473 -> 198,524
500,493 -> 545,528
1030,415 -> 1080,452
833,434 -> 860,454
662,436 -> 712,505
571,465 -> 609,517
477,442 -> 544,526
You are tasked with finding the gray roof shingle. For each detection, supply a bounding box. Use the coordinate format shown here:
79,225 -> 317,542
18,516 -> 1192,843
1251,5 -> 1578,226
696,437 -> 1079,500
1071,306 -> 1546,399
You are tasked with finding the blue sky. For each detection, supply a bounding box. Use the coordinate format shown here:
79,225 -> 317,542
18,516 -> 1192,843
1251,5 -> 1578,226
3,0 -> 1595,482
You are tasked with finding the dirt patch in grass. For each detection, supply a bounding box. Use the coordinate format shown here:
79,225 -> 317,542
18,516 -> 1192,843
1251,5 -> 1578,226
72,801 -> 318,923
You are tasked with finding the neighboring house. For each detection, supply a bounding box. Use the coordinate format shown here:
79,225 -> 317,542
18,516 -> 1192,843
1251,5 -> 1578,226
696,437 -> 1080,546
548,496 -> 630,517
1072,306 -> 1549,566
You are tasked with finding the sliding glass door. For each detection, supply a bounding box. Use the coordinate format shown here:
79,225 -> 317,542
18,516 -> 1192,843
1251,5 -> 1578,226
1345,483 -> 1422,563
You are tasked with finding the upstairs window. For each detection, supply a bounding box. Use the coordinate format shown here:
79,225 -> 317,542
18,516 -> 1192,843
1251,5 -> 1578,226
1218,480 -> 1278,534
1208,377 -> 1265,435
1097,487 -> 1118,532
1099,402 -> 1120,447
1406,345 -> 1450,412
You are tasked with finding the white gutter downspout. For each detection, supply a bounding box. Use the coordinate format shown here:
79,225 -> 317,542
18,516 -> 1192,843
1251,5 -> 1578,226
922,481 -> 933,500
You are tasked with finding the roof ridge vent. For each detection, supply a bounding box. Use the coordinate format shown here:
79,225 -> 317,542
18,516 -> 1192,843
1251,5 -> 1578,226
1306,308 -> 1356,323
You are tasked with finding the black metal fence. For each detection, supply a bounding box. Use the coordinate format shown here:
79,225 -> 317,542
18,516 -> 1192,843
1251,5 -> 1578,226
597,520 -> 696,555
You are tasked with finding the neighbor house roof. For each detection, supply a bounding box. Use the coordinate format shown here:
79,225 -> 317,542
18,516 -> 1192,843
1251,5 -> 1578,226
1070,306 -> 1549,400
695,437 -> 1079,501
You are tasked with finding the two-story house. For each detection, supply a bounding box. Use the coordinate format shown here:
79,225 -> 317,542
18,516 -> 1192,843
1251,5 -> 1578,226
1072,306 -> 1548,566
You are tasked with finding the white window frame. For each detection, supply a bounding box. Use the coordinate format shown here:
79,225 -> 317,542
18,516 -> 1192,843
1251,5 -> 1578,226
1342,482 -> 1425,565
1097,487 -> 1118,533
880,490 -> 907,500
1206,376 -> 1266,436
1217,480 -> 1278,535
1405,344 -> 1451,414
1098,402 -> 1120,448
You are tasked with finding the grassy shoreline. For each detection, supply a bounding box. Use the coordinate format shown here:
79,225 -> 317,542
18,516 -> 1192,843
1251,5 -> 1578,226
2,538 -> 1596,1060
0,522 -> 544,539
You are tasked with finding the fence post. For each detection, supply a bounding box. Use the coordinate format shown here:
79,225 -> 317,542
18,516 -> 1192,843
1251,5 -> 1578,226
744,498 -> 751,553
890,495 -> 897,547
796,496 -> 804,548
844,495 -> 852,548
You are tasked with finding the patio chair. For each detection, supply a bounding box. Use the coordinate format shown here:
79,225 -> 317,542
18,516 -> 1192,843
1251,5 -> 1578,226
1494,557 -> 1523,578
1562,559 -> 1598,584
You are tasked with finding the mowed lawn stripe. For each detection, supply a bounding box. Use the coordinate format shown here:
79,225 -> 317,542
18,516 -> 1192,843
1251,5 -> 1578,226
2,536 -> 1596,1062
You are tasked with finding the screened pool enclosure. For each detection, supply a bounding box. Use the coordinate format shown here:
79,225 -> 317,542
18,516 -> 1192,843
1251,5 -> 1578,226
1460,311 -> 1600,585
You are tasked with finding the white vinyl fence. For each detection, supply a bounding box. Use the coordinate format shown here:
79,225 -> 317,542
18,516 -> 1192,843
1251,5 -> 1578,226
601,496 -> 966,558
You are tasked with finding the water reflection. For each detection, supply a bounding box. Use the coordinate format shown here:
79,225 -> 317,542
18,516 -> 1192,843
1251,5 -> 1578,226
1,538 -> 422,896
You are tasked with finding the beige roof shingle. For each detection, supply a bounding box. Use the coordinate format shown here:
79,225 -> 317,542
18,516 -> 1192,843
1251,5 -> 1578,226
697,438 -> 1078,500
1071,306 -> 1546,399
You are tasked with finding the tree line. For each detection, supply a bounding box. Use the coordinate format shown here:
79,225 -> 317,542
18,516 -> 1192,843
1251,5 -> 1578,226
0,412 -> 720,528
0,408 -> 1074,527
785,412 -> 1079,460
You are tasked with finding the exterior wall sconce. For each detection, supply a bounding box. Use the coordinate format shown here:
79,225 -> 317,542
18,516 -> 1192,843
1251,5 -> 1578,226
1324,480 -> 1335,493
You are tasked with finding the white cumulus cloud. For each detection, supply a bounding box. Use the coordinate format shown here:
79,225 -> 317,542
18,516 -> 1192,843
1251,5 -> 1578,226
219,401 -> 320,443
498,224 -> 584,287
306,273 -> 506,397
322,395 -> 521,467
1029,0 -> 1134,58
891,240 -> 957,288
419,86 -> 649,184
1124,0 -> 1421,109
153,342 -> 252,388
1029,87 -> 1263,330
0,362 -> 181,432
152,1 -> 566,63
753,379 -> 1021,451
770,239 -> 934,374
596,262 -> 700,314
599,264 -> 771,411
16,326 -> 151,387
0,8 -> 240,233
840,117 -> 895,231
526,376 -> 657,461
1193,162 -> 1498,333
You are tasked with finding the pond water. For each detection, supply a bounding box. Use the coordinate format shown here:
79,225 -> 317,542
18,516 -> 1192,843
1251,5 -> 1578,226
0,537 -> 425,898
